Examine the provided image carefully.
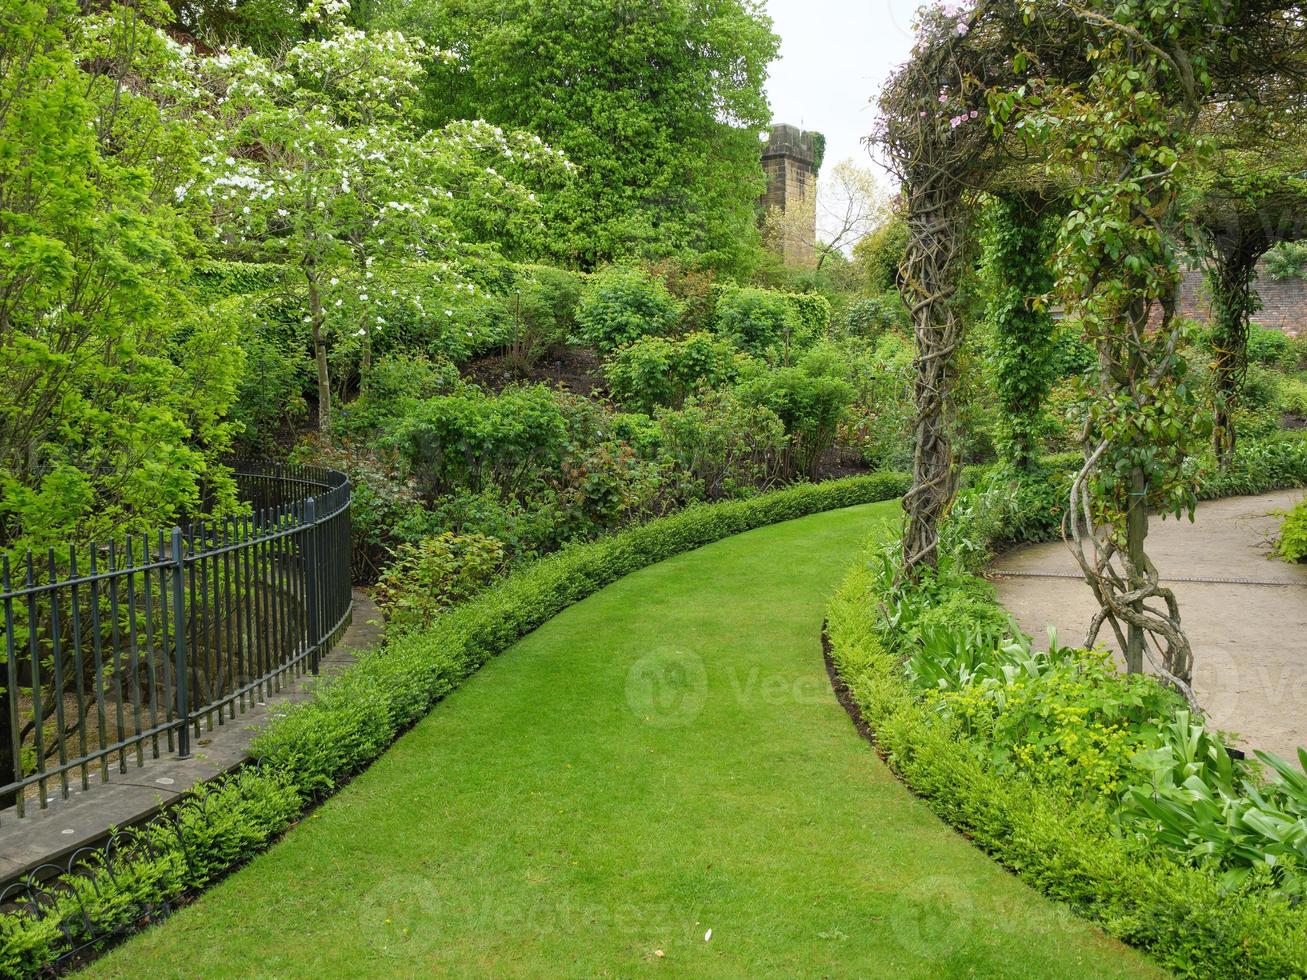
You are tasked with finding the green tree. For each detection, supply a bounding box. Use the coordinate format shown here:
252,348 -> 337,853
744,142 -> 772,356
196,14 -> 567,430
377,0 -> 779,273
0,0 -> 242,552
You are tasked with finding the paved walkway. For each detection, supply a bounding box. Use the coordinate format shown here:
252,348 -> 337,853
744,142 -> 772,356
991,490 -> 1307,760
0,589 -> 382,886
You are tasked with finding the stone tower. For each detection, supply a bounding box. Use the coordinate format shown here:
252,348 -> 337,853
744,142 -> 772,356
760,124 -> 820,268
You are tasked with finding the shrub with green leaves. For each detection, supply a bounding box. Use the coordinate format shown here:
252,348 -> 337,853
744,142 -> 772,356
384,384 -> 570,498
841,292 -> 908,338
656,391 -> 786,500
294,442 -> 437,584
499,265 -> 582,373
374,531 -> 507,638
1277,495 -> 1307,561
334,352 -> 464,437
574,266 -> 680,352
735,355 -> 855,479
604,331 -> 744,413
713,286 -> 798,358
1246,323 -> 1295,368
1264,241 -> 1307,282
781,291 -> 831,340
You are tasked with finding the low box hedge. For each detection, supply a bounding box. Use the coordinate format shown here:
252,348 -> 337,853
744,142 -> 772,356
0,471 -> 909,977
825,557 -> 1307,978
824,439 -> 1307,978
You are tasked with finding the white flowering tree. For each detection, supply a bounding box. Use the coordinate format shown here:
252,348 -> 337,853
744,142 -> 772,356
188,4 -> 569,430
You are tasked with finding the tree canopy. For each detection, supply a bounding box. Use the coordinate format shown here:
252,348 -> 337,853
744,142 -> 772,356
376,0 -> 779,274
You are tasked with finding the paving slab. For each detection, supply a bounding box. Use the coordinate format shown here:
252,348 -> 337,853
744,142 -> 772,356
0,589 -> 382,886
991,490 -> 1307,760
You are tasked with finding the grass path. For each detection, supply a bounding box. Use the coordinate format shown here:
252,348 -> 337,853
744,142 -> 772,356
92,503 -> 1161,978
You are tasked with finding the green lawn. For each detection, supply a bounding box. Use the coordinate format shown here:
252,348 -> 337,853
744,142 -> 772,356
91,503 -> 1161,978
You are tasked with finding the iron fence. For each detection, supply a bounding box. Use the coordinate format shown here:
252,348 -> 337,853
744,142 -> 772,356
1,461 -> 352,822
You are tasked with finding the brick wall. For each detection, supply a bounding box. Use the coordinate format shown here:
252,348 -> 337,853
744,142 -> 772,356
1178,260 -> 1307,338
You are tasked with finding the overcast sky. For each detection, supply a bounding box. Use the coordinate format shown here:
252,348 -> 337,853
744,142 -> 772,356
763,0 -> 924,184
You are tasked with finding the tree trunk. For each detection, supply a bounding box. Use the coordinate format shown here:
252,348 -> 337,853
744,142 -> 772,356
1125,465 -> 1147,674
901,179 -> 967,577
309,274 -> 331,433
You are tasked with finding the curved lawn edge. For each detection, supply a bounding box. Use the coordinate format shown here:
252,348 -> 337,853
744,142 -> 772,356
0,472 -> 909,978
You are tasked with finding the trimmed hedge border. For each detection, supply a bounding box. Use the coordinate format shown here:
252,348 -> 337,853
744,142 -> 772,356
0,472 -> 909,977
824,445 -> 1307,979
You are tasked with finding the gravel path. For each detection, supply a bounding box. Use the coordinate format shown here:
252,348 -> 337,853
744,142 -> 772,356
991,490 -> 1307,760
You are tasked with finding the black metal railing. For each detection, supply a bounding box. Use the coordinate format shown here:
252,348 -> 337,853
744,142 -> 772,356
1,461 -> 352,822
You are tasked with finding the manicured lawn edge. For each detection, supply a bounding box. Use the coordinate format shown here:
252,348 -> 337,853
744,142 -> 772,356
824,443 -> 1307,979
0,472 -> 909,978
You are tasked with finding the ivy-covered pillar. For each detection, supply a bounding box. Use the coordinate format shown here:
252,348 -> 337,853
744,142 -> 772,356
982,194 -> 1057,472
1206,223 -> 1268,465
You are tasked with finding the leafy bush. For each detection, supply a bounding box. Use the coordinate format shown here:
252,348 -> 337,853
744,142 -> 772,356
228,308 -> 310,455
499,265 -> 582,373
781,291 -> 831,341
574,266 -> 680,352
294,443 -> 436,583
713,286 -> 799,358
0,474 -> 911,977
832,331 -> 915,470
1048,324 -> 1097,378
384,384 -> 570,498
1278,374 -> 1307,416
334,352 -> 463,437
188,260 -> 290,302
604,331 -> 744,413
841,291 -> 907,338
643,257 -> 718,333
656,390 -> 787,500
608,412 -> 663,457
736,354 -> 854,479
1277,496 -> 1307,561
551,439 -> 672,536
1264,241 -> 1307,282
1246,324 -> 1295,368
374,531 -> 507,638
853,214 -> 908,292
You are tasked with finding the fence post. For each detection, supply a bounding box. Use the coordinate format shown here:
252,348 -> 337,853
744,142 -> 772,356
304,499 -> 321,676
170,526 -> 191,760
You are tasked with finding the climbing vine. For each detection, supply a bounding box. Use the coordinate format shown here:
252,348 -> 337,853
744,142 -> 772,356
875,3 -> 1003,577
1001,0 -> 1234,695
981,194 -> 1058,472
1206,224 -> 1267,463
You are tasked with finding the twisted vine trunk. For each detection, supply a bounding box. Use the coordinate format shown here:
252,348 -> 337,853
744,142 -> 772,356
1207,225 -> 1267,465
901,178 -> 967,576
